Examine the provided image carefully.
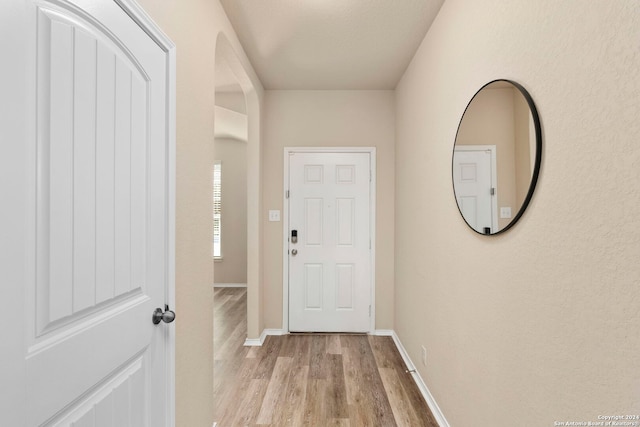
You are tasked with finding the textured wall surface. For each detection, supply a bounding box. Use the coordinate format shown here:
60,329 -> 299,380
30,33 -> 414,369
395,0 -> 640,425
133,1 -> 263,425
262,90 -> 396,330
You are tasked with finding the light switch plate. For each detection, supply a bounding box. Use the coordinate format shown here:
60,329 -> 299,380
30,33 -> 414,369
268,210 -> 281,222
500,207 -> 512,219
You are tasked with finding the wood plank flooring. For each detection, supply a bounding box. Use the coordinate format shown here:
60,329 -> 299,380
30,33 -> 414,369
213,287 -> 439,426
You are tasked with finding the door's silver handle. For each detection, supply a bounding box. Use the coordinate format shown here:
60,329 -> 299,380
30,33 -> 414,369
152,304 -> 176,325
291,249 -> 298,256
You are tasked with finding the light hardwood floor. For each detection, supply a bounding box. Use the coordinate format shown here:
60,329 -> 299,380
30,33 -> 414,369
213,287 -> 439,426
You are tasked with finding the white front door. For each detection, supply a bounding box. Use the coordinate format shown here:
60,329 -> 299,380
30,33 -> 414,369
0,0 -> 174,425
453,146 -> 497,234
287,151 -> 372,332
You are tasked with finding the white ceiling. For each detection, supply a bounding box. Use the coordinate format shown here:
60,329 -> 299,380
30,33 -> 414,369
219,0 -> 445,90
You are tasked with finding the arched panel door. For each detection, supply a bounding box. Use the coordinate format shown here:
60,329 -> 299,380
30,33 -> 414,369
1,0 -> 175,425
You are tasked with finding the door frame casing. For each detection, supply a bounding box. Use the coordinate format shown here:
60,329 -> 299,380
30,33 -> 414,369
282,147 -> 376,334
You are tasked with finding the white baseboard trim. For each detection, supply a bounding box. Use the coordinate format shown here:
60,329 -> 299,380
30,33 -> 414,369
243,329 -> 267,346
372,329 -> 394,336
389,331 -> 450,427
243,329 -> 286,346
214,283 -> 247,288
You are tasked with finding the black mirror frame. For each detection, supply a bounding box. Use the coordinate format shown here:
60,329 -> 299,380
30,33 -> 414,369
452,79 -> 542,235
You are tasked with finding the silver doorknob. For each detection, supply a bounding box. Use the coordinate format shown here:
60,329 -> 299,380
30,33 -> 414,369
291,249 -> 298,256
152,304 -> 176,325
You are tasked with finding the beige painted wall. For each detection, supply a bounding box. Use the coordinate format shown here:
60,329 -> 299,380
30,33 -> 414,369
263,90 -> 395,330
214,138 -> 248,284
396,0 -> 640,426
216,91 -> 247,114
134,1 -> 263,426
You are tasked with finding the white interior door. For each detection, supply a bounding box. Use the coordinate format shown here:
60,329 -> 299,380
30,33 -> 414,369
0,0 -> 174,425
288,151 -> 372,332
453,146 -> 497,234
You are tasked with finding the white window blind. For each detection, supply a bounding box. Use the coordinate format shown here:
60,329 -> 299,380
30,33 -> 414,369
213,162 -> 222,258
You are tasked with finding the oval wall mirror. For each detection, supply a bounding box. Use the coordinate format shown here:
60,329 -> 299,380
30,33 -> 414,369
452,79 -> 542,235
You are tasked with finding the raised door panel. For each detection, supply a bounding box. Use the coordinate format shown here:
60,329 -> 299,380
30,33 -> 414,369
336,198 -> 355,247
36,6 -> 149,336
49,357 -> 145,426
335,264 -> 354,310
304,198 -> 324,247
304,264 -> 323,310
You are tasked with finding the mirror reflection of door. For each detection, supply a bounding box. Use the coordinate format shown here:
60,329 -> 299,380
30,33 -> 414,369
453,146 -> 497,234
